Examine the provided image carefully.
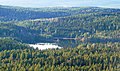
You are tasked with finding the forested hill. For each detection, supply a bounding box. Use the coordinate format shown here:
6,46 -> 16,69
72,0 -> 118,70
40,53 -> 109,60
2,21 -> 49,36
15,11 -> 120,43
0,5 -> 120,43
0,5 -> 120,71
0,5 -> 120,21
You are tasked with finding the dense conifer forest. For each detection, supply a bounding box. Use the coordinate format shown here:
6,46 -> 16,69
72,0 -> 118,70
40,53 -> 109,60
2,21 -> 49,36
0,6 -> 120,43
0,38 -> 120,71
0,5 -> 120,71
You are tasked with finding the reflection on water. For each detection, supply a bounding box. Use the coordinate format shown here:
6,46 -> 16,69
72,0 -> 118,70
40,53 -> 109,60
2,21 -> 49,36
29,43 -> 62,50
29,37 -> 120,49
29,39 -> 86,50
57,39 -> 83,48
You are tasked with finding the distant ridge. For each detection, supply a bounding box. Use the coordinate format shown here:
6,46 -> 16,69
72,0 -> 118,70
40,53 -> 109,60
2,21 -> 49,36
0,5 -> 119,43
0,5 -> 120,22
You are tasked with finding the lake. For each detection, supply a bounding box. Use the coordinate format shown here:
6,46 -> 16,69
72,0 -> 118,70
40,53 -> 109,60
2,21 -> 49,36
28,39 -> 83,50
29,43 -> 62,50
28,37 -> 119,50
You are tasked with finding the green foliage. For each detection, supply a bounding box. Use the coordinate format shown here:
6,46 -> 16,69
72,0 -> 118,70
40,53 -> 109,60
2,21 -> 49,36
0,43 -> 119,71
0,38 -> 30,51
0,7 -> 120,43
0,6 -> 120,71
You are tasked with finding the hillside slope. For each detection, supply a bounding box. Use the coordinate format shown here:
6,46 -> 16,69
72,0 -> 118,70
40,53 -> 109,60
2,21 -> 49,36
0,5 -> 120,21
0,6 -> 120,43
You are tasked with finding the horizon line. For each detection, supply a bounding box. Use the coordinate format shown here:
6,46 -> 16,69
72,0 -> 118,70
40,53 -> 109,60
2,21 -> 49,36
0,4 -> 120,9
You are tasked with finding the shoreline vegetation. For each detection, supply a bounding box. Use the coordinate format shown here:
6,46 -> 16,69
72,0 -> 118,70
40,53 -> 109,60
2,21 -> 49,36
0,38 -> 119,71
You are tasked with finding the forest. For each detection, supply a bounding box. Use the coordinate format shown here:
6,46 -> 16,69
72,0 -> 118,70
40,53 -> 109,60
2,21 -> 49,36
0,6 -> 119,43
0,38 -> 120,71
0,5 -> 120,71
